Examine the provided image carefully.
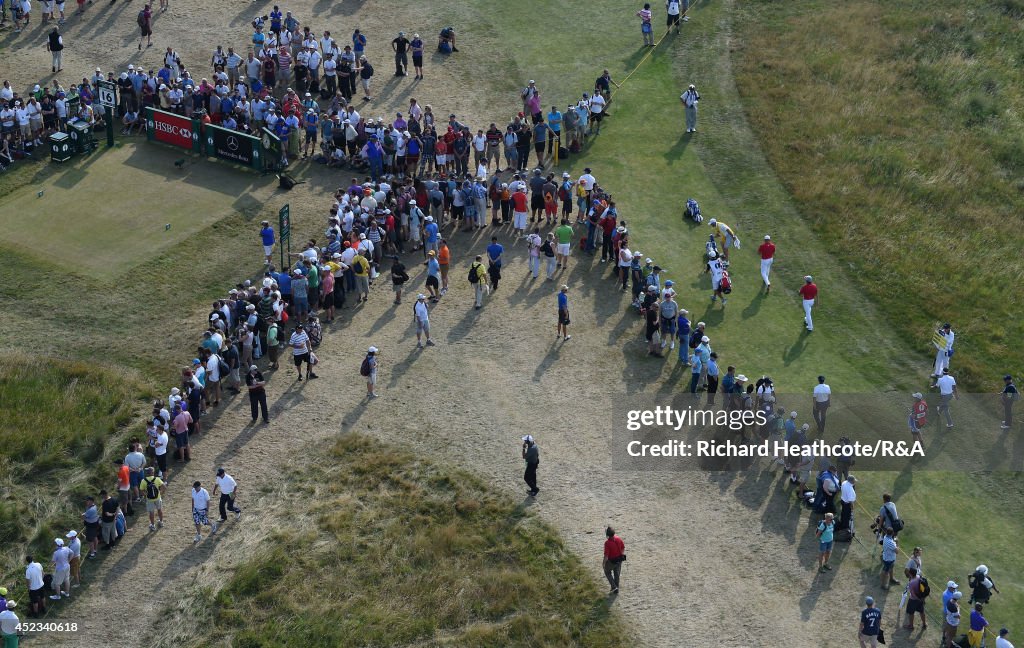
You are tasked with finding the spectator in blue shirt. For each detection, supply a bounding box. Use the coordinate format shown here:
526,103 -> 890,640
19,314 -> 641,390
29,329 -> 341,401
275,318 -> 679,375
859,597 -> 882,647
486,236 -> 504,268
557,285 -> 570,341
260,221 -> 275,265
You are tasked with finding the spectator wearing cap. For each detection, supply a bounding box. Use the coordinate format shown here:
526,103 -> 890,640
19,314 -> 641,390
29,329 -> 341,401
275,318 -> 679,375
290,269 -> 309,321
879,527 -> 899,589
943,590 -> 963,647
0,600 -> 18,646
392,31 -> 410,76
1001,374 -> 1018,430
680,83 -> 699,133
557,285 -> 571,341
967,602 -> 988,647
245,365 -> 269,424
289,323 -> 316,381
909,391 -> 927,445
798,275 -> 818,332
364,346 -> 379,398
522,435 -> 540,496
49,538 -> 72,601
413,294 -> 434,348
996,628 -> 1013,648
815,512 -> 835,572
424,250 -> 441,301
859,596 -> 882,648
66,530 -> 81,587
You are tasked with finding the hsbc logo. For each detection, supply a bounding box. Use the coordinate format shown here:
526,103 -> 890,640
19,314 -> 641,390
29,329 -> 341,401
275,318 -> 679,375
154,121 -> 192,138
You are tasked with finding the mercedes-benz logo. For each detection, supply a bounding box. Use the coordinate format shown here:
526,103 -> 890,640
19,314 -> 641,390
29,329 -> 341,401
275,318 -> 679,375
227,136 -> 239,151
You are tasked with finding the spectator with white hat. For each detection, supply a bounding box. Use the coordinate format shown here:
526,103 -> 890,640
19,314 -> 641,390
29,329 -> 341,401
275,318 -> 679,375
0,600 -> 19,646
49,538 -> 72,600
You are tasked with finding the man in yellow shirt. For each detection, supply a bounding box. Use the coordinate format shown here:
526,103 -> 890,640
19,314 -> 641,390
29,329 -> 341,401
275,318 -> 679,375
352,251 -> 371,303
708,218 -> 740,262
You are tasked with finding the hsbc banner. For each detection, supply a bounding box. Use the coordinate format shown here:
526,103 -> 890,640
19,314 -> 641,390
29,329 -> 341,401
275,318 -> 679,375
145,107 -> 201,152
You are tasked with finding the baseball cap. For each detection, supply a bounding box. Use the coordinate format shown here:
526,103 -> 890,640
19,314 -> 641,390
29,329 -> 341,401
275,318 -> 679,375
865,596 -> 874,605
736,374 -> 748,382
522,434 -> 534,442
953,592 -> 963,600
789,411 -> 798,419
764,235 -> 771,240
701,335 -> 710,343
66,530 -> 77,539
55,538 -> 64,546
249,364 -> 258,372
417,294 -> 426,300
947,580 -> 958,588
912,392 -> 923,399
368,346 -> 378,353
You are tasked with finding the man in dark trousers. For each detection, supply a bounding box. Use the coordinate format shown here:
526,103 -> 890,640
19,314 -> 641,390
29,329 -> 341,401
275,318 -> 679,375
391,31 -> 410,76
522,435 -> 539,496
603,527 -> 626,594
245,365 -> 269,424
1002,374 -> 1018,429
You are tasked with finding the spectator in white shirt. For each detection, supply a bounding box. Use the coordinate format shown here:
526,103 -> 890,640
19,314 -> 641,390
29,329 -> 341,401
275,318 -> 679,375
812,375 -> 831,433
190,481 -> 218,543
996,628 -> 1014,648
931,368 -> 959,428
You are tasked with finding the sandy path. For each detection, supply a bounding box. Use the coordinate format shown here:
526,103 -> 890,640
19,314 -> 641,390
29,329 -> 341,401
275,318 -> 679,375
42,237 -> 893,648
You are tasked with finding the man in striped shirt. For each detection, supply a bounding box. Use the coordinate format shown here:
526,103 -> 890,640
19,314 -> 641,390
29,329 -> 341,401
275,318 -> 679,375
636,3 -> 654,46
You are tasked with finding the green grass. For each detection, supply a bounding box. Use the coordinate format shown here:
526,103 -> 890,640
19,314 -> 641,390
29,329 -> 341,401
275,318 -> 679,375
0,143 -> 275,280
202,434 -> 629,648
728,0 -> 1024,391
0,353 -> 148,586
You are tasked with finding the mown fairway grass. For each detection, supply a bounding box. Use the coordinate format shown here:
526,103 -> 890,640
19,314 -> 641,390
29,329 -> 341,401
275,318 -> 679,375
729,0 -> 1023,391
200,435 -> 629,647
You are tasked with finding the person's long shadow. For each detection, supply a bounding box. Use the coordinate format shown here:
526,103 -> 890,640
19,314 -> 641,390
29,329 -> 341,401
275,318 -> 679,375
664,132 -> 690,163
445,299 -> 485,344
100,525 -> 157,587
385,344 -> 420,387
783,330 -> 811,366
532,340 -> 563,382
742,290 -> 766,320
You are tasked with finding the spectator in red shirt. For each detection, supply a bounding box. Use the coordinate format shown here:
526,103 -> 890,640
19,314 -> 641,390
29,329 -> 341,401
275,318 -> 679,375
758,235 -> 776,293
603,526 -> 626,594
798,275 -> 818,332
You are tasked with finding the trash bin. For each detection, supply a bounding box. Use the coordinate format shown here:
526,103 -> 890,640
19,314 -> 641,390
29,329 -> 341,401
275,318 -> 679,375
67,119 -> 94,154
49,131 -> 72,163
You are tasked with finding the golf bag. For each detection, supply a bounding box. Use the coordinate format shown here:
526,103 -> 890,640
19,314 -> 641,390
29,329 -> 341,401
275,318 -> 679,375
685,198 -> 703,223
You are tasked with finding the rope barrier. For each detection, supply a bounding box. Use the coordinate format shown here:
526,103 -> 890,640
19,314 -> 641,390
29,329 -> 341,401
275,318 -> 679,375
611,2 -> 700,98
